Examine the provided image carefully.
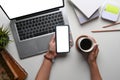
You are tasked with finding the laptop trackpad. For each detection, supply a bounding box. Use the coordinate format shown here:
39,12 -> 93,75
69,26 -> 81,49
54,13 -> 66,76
18,34 -> 53,59
36,35 -> 53,53
18,40 -> 38,58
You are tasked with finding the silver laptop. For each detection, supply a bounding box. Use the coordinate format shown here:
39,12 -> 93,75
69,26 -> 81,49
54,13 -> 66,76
0,0 -> 71,59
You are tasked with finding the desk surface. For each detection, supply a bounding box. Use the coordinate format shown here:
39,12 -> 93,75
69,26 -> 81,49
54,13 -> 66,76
1,0 -> 120,80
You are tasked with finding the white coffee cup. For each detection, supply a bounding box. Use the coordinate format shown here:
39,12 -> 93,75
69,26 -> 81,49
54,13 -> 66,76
77,37 -> 95,53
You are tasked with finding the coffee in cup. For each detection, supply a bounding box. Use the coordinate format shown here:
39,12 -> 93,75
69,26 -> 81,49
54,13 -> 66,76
76,35 -> 96,53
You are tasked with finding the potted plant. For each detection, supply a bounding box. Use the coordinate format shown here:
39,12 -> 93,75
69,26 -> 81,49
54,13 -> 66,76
0,26 -> 12,80
0,26 -> 28,80
0,26 -> 10,51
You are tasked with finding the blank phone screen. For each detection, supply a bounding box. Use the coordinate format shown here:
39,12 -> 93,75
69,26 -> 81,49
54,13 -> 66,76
56,26 -> 69,53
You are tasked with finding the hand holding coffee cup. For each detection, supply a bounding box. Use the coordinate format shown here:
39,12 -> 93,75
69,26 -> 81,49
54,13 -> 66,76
76,35 -> 97,54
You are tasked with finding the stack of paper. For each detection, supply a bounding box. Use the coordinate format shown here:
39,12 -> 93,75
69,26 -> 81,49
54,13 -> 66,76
73,6 -> 99,24
69,0 -> 104,24
70,0 -> 104,18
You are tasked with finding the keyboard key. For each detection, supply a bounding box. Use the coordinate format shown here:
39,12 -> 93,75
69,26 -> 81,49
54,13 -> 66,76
16,11 -> 65,40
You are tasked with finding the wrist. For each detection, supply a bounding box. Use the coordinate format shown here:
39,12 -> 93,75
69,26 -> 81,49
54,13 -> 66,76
44,55 -> 55,63
45,51 -> 56,59
88,61 -> 97,66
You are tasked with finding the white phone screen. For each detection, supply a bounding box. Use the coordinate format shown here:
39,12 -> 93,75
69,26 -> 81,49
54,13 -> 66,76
56,26 -> 69,53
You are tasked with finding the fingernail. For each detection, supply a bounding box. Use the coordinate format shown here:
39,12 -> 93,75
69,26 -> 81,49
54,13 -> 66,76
94,43 -> 99,46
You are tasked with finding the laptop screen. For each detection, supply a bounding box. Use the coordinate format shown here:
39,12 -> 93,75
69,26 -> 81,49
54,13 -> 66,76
0,0 -> 63,19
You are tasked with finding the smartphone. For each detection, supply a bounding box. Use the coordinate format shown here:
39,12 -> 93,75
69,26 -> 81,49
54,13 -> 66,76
56,25 -> 70,53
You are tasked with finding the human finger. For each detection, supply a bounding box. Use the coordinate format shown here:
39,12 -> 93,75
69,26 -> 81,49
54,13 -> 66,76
70,40 -> 73,48
91,44 -> 98,55
95,45 -> 99,56
50,34 -> 55,42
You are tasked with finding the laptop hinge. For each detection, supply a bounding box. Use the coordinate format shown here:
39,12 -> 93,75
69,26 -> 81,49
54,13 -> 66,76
14,8 -> 59,21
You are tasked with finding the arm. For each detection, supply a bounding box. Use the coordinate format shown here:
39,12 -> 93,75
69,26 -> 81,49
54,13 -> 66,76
88,45 -> 102,80
35,35 -> 56,80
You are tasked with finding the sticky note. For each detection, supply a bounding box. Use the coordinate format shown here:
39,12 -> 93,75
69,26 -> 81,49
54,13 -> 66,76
105,4 -> 120,14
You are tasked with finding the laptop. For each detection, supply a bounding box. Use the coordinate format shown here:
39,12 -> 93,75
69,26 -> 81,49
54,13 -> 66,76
0,0 -> 71,59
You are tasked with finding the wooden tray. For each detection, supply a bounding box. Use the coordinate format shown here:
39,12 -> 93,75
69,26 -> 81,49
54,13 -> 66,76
0,49 -> 28,80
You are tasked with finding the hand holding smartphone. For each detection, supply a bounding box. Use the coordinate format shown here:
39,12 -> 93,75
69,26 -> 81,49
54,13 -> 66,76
56,25 -> 70,54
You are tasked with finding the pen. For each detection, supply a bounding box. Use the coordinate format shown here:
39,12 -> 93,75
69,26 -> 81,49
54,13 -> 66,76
92,29 -> 120,33
102,22 -> 120,28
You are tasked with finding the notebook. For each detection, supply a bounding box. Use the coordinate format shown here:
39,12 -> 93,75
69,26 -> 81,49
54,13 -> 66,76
73,6 -> 99,24
101,0 -> 120,22
70,0 -> 104,18
0,0 -> 73,59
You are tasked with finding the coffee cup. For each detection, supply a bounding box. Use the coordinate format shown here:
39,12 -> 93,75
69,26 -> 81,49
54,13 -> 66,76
76,35 -> 96,53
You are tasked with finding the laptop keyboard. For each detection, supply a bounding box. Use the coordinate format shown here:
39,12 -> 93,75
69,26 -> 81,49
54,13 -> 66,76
16,11 -> 65,40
